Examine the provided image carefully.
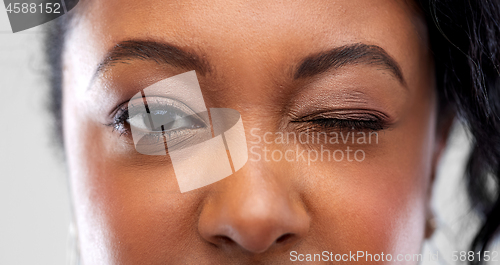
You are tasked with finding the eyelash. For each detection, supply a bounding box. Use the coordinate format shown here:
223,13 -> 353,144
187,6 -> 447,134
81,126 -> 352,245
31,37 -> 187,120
307,118 -> 386,131
291,111 -> 389,132
107,105 -> 130,135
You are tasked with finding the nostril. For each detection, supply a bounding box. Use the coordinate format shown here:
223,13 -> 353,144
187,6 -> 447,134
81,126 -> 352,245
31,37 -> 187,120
214,235 -> 235,246
276,233 -> 294,244
212,232 -> 296,252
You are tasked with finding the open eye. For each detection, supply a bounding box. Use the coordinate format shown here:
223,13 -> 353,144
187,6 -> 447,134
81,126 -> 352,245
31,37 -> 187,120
127,107 -> 206,133
110,96 -> 209,138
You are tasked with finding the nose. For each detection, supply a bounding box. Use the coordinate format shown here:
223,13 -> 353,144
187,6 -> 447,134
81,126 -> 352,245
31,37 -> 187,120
198,166 -> 310,254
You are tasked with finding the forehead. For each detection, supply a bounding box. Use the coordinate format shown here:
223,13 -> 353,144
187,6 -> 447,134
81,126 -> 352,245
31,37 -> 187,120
65,0 -> 428,96
80,0 -> 424,50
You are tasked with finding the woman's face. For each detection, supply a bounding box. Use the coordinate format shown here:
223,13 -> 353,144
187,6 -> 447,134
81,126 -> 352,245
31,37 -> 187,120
62,0 -> 443,264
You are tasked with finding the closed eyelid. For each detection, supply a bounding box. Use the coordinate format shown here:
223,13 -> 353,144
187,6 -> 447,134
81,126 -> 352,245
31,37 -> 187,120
290,109 -> 391,122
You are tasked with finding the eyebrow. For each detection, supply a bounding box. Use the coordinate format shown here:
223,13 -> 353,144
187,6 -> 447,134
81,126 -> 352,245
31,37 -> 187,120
94,40 -> 211,78
294,43 -> 406,87
93,40 -> 405,87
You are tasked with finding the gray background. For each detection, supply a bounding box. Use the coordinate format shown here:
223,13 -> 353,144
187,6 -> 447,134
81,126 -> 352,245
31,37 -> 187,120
0,4 -> 71,265
0,3 -> 497,265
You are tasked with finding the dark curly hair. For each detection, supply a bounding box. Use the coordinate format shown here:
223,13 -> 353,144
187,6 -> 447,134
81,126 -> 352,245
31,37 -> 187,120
45,0 -> 500,263
416,1 -> 500,262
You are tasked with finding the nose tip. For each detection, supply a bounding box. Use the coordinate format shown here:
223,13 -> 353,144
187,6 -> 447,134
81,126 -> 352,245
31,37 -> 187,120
198,193 -> 310,254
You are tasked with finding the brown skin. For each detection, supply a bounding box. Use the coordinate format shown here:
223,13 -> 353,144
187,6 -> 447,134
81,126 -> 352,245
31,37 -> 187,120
62,0 -> 447,264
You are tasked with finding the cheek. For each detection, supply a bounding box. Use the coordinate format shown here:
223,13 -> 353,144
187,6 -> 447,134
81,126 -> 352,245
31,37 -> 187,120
299,100 -> 436,256
301,166 -> 427,256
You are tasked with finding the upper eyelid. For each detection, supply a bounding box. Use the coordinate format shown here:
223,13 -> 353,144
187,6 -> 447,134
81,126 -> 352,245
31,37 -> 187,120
128,96 -> 192,112
114,96 -> 198,119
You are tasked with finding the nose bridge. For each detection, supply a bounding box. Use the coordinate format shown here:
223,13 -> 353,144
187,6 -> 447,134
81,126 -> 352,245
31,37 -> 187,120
198,158 -> 310,253
206,38 -> 293,106
219,160 -> 298,222
195,41 -> 310,253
